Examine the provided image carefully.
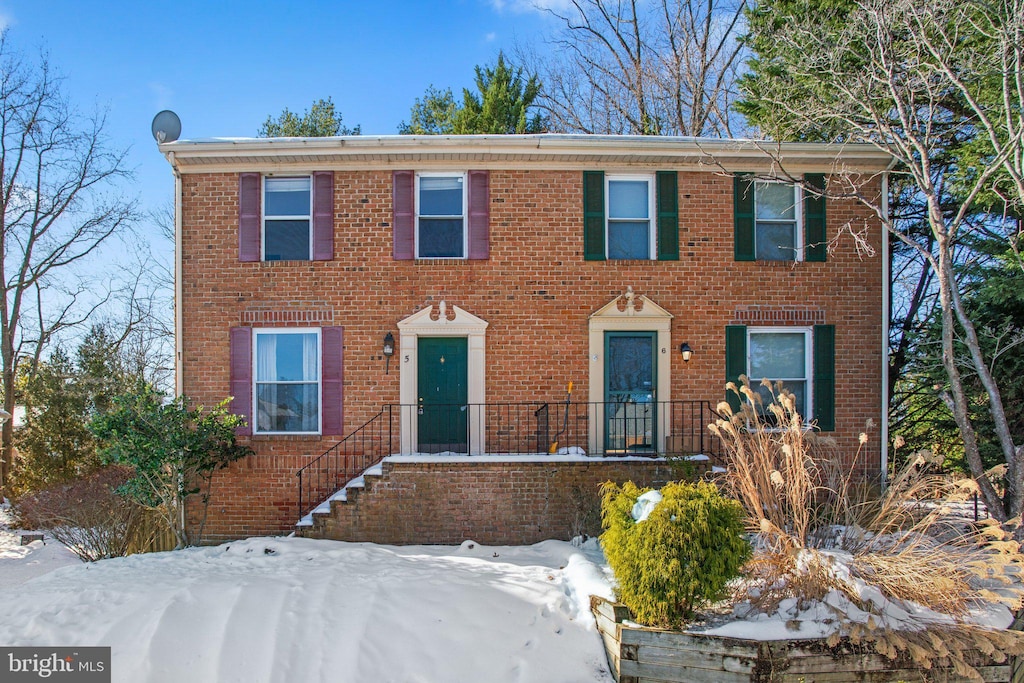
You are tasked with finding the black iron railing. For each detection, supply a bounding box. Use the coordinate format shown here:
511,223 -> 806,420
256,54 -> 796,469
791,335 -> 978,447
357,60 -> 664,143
296,406 -> 397,520
296,400 -> 723,519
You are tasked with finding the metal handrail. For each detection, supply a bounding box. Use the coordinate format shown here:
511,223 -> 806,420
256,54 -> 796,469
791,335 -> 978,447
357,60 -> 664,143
296,399 -> 723,519
296,406 -> 396,519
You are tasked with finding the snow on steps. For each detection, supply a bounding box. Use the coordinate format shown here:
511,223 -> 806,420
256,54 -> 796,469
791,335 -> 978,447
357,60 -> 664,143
296,462 -> 384,528
295,451 -> 717,531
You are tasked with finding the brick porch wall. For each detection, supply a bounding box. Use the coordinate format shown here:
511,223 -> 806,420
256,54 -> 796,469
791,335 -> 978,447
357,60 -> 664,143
301,458 -> 687,546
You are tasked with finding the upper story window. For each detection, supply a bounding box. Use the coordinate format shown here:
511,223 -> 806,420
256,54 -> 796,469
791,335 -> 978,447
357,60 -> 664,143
582,171 -> 678,262
254,329 -> 320,434
264,177 -> 312,261
754,181 -> 802,261
748,327 -> 811,418
417,174 -> 466,259
606,176 -> 655,260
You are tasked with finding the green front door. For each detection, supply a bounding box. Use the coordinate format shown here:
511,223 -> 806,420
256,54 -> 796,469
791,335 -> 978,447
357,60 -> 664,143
604,332 -> 657,453
417,337 -> 469,453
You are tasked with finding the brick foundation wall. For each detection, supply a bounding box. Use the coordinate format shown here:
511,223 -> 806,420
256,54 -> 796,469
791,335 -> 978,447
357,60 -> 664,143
180,168 -> 885,541
301,458 -> 686,545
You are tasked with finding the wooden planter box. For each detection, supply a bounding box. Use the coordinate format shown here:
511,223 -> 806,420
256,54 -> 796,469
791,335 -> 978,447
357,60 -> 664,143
591,596 -> 1020,683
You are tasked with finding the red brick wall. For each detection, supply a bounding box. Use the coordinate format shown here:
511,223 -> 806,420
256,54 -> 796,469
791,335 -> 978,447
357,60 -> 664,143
300,458 -> 686,545
181,169 -> 884,540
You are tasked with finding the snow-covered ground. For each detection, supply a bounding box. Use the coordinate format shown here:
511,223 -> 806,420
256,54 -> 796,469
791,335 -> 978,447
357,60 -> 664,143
0,534 -> 616,683
0,503 -> 81,585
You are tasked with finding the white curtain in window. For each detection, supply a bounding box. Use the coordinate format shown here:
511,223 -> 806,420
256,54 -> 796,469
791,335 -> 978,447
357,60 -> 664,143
303,333 -> 318,381
257,333 -> 278,381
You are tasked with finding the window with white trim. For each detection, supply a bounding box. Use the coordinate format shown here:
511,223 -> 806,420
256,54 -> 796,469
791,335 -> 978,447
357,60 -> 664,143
748,328 -> 812,417
263,176 -> 312,261
606,175 -> 655,260
417,173 -> 466,258
754,181 -> 802,261
254,329 -> 320,433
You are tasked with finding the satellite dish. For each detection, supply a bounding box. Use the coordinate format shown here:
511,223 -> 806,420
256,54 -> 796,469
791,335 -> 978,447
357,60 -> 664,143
151,110 -> 182,143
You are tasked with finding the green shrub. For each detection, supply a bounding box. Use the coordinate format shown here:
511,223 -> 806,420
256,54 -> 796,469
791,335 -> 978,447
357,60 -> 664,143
600,480 -> 750,627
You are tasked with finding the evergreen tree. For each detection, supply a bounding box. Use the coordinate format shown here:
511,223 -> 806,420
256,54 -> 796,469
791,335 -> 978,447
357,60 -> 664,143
11,324 -> 138,496
259,97 -> 360,137
400,53 -> 546,135
453,52 -> 546,134
398,86 -> 459,135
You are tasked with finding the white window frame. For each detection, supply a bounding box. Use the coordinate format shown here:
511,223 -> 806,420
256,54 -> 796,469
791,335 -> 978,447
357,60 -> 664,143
747,326 -> 813,419
605,174 -> 656,261
415,171 -> 468,260
754,180 -> 803,262
252,327 -> 322,435
262,175 -> 313,261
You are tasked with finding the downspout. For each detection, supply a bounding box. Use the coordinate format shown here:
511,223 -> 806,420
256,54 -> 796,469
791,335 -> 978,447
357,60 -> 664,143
880,166 -> 893,488
168,151 -> 184,397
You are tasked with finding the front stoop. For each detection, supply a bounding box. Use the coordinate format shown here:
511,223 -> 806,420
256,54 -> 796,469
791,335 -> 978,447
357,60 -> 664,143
294,455 -> 690,546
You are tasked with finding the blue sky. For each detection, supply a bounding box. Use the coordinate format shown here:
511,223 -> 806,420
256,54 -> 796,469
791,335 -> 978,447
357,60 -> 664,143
2,0 -> 557,215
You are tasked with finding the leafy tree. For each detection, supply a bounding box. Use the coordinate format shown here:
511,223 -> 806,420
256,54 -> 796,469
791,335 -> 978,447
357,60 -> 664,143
398,86 -> 459,135
737,0 -> 1024,520
400,53 -> 546,135
90,388 -> 252,548
259,97 -> 360,137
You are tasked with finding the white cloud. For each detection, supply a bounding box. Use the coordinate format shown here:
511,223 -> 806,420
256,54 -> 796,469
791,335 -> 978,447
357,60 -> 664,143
485,31 -> 497,42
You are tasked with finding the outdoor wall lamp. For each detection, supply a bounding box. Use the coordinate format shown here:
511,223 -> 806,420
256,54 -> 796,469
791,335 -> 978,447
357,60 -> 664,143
679,342 -> 693,362
383,332 -> 395,374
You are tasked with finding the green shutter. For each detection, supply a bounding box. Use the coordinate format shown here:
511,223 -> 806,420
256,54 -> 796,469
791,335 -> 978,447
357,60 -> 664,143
804,174 -> 827,262
725,325 -> 747,414
656,170 -> 679,261
583,171 -> 605,261
734,175 -> 755,261
813,324 -> 836,431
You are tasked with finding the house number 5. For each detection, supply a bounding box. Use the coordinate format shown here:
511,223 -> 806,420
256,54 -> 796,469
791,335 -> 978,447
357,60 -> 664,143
404,354 -> 410,363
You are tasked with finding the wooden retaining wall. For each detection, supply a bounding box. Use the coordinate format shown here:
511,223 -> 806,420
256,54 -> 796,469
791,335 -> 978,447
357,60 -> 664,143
591,596 -> 1015,683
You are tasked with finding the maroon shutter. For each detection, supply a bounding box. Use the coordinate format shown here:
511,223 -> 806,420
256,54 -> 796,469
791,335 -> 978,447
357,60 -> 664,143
312,171 -> 334,261
467,170 -> 490,260
238,173 -> 261,262
393,170 -> 415,260
229,327 -> 252,436
321,327 -> 344,436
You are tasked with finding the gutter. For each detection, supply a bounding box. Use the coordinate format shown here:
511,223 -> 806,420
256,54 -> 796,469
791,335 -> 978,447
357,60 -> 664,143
157,134 -> 894,174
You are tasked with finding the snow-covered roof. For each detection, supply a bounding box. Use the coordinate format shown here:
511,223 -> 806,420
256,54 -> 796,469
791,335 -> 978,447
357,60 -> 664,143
159,133 -> 894,175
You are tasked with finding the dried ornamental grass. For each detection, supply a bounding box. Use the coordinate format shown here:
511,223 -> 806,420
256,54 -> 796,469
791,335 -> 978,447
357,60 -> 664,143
710,377 -> 1024,680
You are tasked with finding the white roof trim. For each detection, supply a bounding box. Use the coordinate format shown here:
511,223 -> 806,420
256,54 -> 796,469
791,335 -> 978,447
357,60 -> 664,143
159,134 -> 893,174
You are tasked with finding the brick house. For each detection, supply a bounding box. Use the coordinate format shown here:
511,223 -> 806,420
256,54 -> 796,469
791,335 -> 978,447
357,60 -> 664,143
159,135 -> 892,544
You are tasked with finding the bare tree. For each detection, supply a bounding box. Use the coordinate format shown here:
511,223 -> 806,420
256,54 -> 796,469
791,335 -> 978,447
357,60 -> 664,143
522,0 -> 748,136
0,35 -> 137,495
739,0 -> 1024,520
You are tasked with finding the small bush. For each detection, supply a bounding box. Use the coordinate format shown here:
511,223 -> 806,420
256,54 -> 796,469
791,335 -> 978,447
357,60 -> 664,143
600,480 -> 750,627
13,466 -> 150,562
